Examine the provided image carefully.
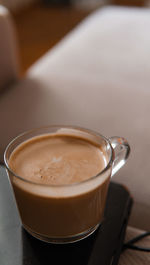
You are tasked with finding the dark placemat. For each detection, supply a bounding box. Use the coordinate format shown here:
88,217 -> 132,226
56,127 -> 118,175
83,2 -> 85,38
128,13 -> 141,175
0,166 -> 133,265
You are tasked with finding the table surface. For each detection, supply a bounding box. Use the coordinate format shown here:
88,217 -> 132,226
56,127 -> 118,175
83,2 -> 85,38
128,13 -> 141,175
0,166 -> 132,265
119,226 -> 150,265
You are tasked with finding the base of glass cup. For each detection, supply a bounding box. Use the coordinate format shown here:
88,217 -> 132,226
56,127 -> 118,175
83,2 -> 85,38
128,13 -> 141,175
23,223 -> 100,244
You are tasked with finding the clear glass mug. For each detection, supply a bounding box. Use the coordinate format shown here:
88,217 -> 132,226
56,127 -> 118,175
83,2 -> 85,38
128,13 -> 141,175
4,126 -> 130,244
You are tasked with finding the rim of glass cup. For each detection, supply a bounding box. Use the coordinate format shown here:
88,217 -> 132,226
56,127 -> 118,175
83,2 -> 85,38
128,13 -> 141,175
4,125 -> 113,187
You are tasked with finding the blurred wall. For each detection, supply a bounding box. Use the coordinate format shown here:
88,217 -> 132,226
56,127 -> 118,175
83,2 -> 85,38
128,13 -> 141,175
0,0 -> 37,11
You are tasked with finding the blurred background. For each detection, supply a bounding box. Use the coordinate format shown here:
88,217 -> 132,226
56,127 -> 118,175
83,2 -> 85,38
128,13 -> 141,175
0,0 -> 149,73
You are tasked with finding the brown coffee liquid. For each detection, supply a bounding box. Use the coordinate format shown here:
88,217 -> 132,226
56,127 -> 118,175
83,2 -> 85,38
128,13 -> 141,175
8,134 -> 110,239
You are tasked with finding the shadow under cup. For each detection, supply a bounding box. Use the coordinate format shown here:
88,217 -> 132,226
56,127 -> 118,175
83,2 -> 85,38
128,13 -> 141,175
4,126 -> 130,244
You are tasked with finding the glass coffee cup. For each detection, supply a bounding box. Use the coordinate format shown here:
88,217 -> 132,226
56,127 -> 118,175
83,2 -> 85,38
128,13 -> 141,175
4,125 -> 130,243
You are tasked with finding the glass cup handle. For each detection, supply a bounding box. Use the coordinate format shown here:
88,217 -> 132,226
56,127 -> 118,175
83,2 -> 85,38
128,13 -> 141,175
109,136 -> 130,177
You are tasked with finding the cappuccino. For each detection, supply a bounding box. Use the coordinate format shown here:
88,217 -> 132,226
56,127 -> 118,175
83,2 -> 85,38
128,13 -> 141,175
8,133 -> 110,241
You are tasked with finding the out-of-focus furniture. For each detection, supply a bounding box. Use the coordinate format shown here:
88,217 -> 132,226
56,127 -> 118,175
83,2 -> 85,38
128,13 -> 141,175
0,6 -> 19,91
1,5 -> 150,263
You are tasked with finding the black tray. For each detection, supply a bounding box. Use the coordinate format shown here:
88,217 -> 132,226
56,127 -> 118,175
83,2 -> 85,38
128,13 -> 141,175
0,166 -> 133,265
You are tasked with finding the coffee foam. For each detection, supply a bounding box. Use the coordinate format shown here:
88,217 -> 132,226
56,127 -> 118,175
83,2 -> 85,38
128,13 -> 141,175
9,134 -> 107,184
9,133 -> 110,197
12,168 -> 111,198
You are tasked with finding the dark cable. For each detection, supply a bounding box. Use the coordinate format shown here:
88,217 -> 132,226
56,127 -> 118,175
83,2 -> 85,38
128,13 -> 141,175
122,231 -> 150,252
123,244 -> 150,252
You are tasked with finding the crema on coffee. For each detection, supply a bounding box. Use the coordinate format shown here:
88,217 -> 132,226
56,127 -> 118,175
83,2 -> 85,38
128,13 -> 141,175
9,134 -> 107,185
